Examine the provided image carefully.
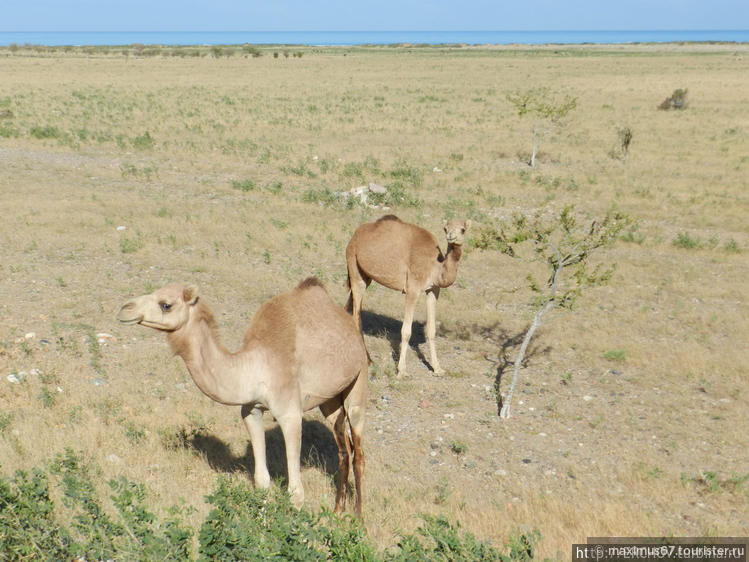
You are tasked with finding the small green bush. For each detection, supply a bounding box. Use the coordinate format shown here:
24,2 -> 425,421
231,178 -> 257,192
30,125 -> 61,139
672,232 -> 701,249
132,131 -> 155,150
120,236 -> 144,254
603,349 -> 626,362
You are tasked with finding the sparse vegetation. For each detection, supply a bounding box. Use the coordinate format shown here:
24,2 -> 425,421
1,43 -> 747,560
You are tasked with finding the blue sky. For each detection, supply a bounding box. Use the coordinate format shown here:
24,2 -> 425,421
2,0 -> 748,32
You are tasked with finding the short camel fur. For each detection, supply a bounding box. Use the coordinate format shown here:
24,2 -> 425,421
117,278 -> 368,516
345,215 -> 470,375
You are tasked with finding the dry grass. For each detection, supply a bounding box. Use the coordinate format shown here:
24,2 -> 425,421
1,43 -> 747,559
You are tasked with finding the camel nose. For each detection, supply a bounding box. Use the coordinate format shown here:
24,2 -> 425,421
117,300 -> 141,323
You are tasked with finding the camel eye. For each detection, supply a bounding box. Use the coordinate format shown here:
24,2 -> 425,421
159,302 -> 172,312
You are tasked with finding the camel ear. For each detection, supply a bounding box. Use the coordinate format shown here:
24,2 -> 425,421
443,219 -> 448,231
464,220 -> 472,231
183,284 -> 199,305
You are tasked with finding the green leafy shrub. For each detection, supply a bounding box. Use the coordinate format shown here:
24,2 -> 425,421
391,515 -> 538,561
132,131 -> 156,150
672,232 -> 701,249
231,178 -> 257,192
30,125 -> 61,139
1,451 -> 539,561
199,476 -> 375,561
603,349 -> 626,362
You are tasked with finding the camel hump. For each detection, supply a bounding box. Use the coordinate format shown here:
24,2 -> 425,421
296,276 -> 326,291
376,214 -> 401,223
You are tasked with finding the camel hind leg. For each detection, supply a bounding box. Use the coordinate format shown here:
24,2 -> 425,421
320,398 -> 350,514
345,258 -> 370,331
397,290 -> 419,376
343,367 -> 367,518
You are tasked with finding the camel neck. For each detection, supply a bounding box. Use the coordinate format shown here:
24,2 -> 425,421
437,243 -> 463,288
168,309 -> 258,406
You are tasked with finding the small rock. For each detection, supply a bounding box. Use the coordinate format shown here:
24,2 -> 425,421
97,333 -> 115,344
432,167 -> 442,173
7,373 -> 24,384
522,458 -> 532,464
107,454 -> 123,464
494,469 -> 508,477
418,398 -> 430,409
29,368 -> 41,376
116,225 -> 127,231
583,395 -> 593,401
430,450 -> 437,457
92,378 -> 107,386
610,369 -> 622,375
368,182 -> 387,194
430,442 -> 440,450
25,332 -> 35,340
443,413 -> 454,420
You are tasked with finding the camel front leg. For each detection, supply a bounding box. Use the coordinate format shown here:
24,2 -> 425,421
241,405 -> 270,490
276,411 -> 304,508
397,290 -> 419,376
425,288 -> 444,374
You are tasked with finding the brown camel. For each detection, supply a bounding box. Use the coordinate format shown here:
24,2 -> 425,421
345,215 -> 470,376
117,277 -> 368,516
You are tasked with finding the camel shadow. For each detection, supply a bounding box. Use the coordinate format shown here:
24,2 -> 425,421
360,310 -> 435,371
181,418 -> 339,484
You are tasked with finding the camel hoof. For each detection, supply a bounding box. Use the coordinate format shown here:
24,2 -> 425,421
289,487 -> 305,509
432,366 -> 445,376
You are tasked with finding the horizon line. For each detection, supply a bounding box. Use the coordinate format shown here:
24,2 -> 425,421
2,28 -> 748,33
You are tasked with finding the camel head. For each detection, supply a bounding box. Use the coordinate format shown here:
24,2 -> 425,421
443,219 -> 471,245
117,283 -> 199,332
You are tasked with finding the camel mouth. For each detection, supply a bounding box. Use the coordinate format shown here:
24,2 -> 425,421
117,316 -> 142,326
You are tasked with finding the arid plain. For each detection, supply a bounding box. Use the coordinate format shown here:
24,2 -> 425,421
1,43 -> 747,559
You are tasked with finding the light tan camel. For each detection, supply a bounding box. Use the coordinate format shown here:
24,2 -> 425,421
345,215 -> 470,376
117,277 -> 368,516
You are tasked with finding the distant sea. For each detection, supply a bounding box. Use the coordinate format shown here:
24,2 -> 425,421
1,30 -> 748,47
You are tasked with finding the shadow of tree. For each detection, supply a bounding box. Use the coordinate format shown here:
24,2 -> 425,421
488,326 -> 551,416
177,419 -> 339,484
